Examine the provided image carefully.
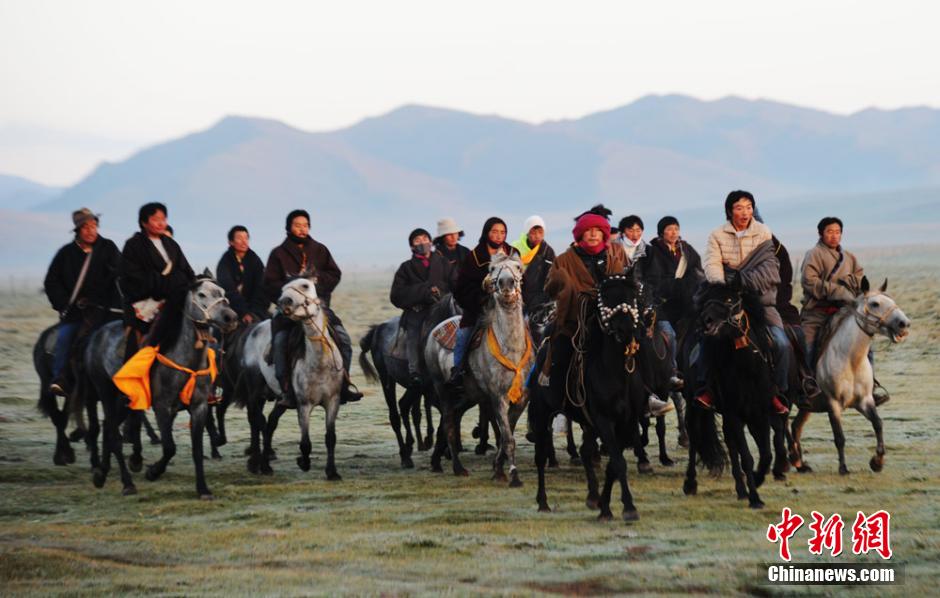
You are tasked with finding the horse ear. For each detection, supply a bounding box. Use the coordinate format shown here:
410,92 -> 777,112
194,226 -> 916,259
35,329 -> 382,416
879,278 -> 888,293
860,276 -> 870,294
202,267 -> 213,278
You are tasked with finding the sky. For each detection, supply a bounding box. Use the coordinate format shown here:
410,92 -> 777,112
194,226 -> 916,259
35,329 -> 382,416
2,0 -> 939,186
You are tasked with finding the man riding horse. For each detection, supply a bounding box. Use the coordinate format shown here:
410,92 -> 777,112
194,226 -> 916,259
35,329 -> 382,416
510,215 -> 556,312
433,217 -> 471,269
216,225 -> 269,325
43,208 -> 122,396
264,209 -> 362,406
390,228 -> 456,388
698,191 -> 790,415
800,217 -> 889,404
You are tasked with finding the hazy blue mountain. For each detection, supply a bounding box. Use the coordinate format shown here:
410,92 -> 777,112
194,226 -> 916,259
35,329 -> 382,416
0,173 -> 62,211
17,95 -> 940,275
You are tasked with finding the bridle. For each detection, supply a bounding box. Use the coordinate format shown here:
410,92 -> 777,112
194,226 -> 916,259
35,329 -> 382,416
854,295 -> 900,337
487,262 -> 523,304
281,282 -> 341,369
281,283 -> 322,320
189,282 -> 230,328
596,274 -> 642,336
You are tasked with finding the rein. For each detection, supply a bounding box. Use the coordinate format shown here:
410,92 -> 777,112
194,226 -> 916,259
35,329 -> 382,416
855,300 -> 899,337
283,283 -> 342,371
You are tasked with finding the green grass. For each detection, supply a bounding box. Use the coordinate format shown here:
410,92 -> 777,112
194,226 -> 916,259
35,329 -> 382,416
1,251 -> 938,595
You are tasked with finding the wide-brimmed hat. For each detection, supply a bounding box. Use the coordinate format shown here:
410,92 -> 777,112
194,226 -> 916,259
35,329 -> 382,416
72,207 -> 99,230
436,217 -> 463,238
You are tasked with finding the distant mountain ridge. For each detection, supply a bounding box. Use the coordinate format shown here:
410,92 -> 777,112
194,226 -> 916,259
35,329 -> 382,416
2,94 -> 938,274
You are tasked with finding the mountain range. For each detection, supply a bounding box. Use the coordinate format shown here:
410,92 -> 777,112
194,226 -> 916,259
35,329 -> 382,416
3,94 -> 939,276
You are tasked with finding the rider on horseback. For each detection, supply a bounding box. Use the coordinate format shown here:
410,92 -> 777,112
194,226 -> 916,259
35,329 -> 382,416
542,205 -> 669,416
448,217 -> 520,388
44,208 -> 121,396
800,217 -> 889,405
119,203 -> 195,358
264,209 -> 362,407
616,215 -> 647,274
699,191 -> 791,415
511,215 -> 556,313
216,225 -> 269,325
432,217 -> 471,269
390,228 -> 456,388
642,216 -> 703,391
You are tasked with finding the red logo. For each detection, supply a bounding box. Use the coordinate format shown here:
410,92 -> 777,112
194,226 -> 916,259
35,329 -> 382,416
767,507 -> 805,562
851,510 -> 893,560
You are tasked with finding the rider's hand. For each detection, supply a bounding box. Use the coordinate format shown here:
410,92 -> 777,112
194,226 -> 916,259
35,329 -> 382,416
242,313 -> 256,324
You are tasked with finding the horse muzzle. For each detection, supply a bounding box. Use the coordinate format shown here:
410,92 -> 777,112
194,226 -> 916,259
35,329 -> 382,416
889,318 -> 911,343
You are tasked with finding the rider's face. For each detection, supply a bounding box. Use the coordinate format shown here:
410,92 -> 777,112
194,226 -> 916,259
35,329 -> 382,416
443,232 -> 459,249
731,199 -> 753,230
581,227 -> 605,247
488,224 -> 506,246
527,226 -> 544,247
662,224 -> 680,245
229,230 -> 250,254
143,210 -> 167,238
290,217 -> 310,238
821,223 -> 842,249
77,220 -> 99,245
623,224 -> 643,243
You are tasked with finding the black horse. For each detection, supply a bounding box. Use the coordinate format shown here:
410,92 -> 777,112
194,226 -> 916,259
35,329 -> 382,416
531,272 -> 646,521
682,280 -> 774,509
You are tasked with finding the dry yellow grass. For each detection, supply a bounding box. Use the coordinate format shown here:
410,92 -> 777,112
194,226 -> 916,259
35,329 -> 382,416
1,247 -> 938,595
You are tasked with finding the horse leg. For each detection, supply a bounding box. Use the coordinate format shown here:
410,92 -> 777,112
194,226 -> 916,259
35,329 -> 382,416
246,395 -> 264,474
324,399 -> 341,481
858,402 -> 885,472
723,417 -> 748,501
215,398 -> 230,447
263,403 -> 286,461
398,388 -> 416,461
566,419 -> 580,464
50,395 -> 72,466
656,415 -> 673,466
110,403 -> 137,496
190,400 -> 213,499
579,427 -> 600,510
505,401 -> 524,488
295,400 -> 313,472
532,401 -> 552,511
683,435 -> 698,496
770,414 -> 788,480
827,403 -> 849,475
383,380 -> 411,469
474,403 -> 493,455
748,419 -> 772,488
430,413 -> 447,473
421,394 -> 434,452
443,397 -> 470,476
85,394 -> 101,471
634,416 -> 653,474
673,391 -> 689,448
789,409 -> 813,472
592,418 -> 621,521
142,411 -> 161,444
546,415 -> 559,469
145,406 -> 176,483
127,411 -> 144,473
409,390 -> 423,450
93,398 -> 115,488
731,417 -> 764,509
204,404 -> 223,460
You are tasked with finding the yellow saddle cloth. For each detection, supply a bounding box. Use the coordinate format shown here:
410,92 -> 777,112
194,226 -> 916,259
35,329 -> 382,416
113,346 -> 217,410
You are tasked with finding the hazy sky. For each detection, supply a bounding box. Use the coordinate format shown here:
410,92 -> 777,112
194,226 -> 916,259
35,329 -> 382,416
2,0 -> 939,186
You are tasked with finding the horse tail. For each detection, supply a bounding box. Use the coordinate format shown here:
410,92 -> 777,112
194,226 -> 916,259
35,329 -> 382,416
358,325 -> 380,384
33,325 -> 57,419
687,402 -> 726,475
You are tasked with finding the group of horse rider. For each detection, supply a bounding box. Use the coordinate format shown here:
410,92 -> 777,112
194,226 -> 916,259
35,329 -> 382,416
44,191 -> 888,417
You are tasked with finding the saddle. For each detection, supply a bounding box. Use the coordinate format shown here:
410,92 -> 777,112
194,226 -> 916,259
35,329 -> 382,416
432,317 -> 460,350
813,307 -> 853,367
390,326 -> 408,361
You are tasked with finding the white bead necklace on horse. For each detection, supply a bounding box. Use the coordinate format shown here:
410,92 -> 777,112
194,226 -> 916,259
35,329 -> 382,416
428,253 -> 535,487
789,276 -> 912,475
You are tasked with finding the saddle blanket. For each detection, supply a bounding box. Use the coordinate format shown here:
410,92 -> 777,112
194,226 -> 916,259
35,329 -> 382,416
432,317 -> 460,351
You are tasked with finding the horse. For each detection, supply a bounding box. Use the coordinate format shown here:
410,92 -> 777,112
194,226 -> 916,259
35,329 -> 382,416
83,274 -> 237,497
358,294 -> 460,468
233,273 -> 346,479
427,253 -> 534,486
530,271 -> 646,521
682,279 -> 775,509
788,277 -> 911,474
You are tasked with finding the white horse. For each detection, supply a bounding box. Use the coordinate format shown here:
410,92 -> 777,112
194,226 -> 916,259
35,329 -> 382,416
427,253 -> 534,486
789,277 -> 911,474
233,274 -> 345,479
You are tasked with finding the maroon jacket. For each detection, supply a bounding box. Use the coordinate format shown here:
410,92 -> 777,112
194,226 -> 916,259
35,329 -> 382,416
263,236 -> 341,307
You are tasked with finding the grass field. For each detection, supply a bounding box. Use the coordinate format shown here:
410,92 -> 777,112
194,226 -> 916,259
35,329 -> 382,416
1,248 -> 938,595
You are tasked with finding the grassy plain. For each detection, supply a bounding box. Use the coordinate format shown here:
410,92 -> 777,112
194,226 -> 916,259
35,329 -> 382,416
1,247 -> 938,595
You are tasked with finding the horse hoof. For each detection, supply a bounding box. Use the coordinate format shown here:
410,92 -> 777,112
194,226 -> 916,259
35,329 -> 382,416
749,500 -> 765,510
597,511 -> 613,522
401,458 -> 415,469
569,457 -> 582,466
199,493 -> 216,501
509,476 -> 523,488
129,454 -> 143,473
585,496 -> 600,510
737,492 -> 748,501
431,462 -> 443,473
216,436 -> 228,448
754,472 -> 766,488
455,467 -> 470,477
677,434 -> 689,448
53,452 -> 67,466
211,450 -> 223,461
492,472 -> 508,483
659,456 -> 675,467
64,446 -> 76,464
326,471 -> 342,482
296,457 -> 311,472
247,459 -> 260,474
474,443 -> 489,456
782,461 -> 792,473
547,458 -> 559,469
638,461 -> 653,475
869,457 -> 884,472
264,449 -> 278,461
149,436 -> 162,446
797,464 -> 813,473
839,465 -> 850,476
92,468 -> 106,488
243,446 -> 253,456
622,509 -> 639,522
68,429 -> 86,443
122,484 -> 137,496
538,504 -> 552,513
773,472 -> 787,481
682,479 -> 697,496
144,466 -> 159,482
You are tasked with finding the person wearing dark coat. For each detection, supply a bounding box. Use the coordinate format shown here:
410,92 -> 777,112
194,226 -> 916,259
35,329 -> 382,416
390,228 -> 456,386
449,217 -> 520,385
432,217 -> 471,269
264,209 -> 361,405
119,202 -> 195,357
510,215 -> 556,312
43,208 -> 121,395
642,216 -> 704,388
216,225 -> 269,323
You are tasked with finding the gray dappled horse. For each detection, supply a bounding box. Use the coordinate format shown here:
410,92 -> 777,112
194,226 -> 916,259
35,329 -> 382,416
83,275 -> 236,497
358,294 -> 460,468
232,274 -> 346,479
426,253 -> 534,486
789,277 -> 911,475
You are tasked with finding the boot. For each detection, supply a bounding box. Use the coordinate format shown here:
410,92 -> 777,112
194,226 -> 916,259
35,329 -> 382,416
873,378 -> 890,406
340,374 -> 363,404
771,395 -> 789,415
669,373 -> 684,391
694,389 -> 714,411
276,379 -> 297,408
446,365 -> 464,390
647,393 -> 675,417
49,375 -> 70,397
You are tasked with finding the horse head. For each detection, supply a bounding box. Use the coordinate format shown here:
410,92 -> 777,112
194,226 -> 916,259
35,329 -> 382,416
187,271 -> 238,333
699,283 -> 746,338
852,276 -> 912,343
595,270 -> 643,343
278,271 -> 321,321
486,253 -> 524,307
